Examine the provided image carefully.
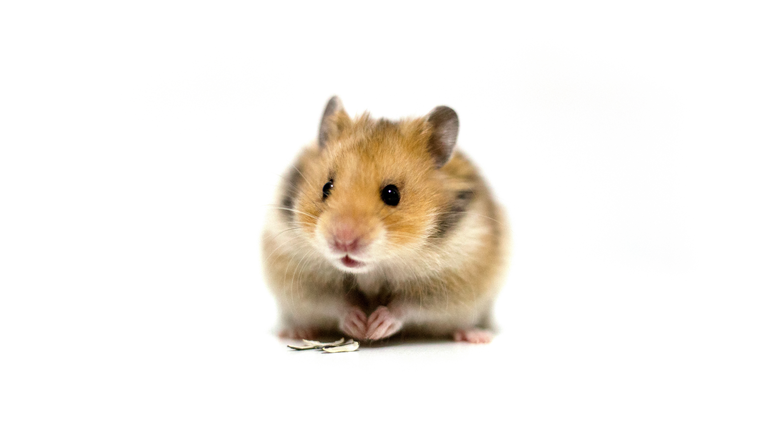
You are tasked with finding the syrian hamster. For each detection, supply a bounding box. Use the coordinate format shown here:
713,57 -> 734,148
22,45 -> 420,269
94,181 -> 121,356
261,97 -> 509,343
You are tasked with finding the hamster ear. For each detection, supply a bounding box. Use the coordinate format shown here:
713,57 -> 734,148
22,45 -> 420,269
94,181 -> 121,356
426,106 -> 459,168
318,96 -> 350,148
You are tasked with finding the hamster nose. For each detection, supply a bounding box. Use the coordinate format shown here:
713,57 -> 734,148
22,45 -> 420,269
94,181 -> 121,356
330,222 -> 364,254
333,236 -> 359,253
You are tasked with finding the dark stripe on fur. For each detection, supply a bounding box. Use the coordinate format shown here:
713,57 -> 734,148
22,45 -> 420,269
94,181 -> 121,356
433,190 -> 474,238
280,167 -> 302,222
486,196 -> 501,249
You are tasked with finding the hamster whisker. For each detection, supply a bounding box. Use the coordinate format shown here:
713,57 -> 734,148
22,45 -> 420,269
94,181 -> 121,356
264,237 -> 304,267
290,163 -> 313,189
384,233 -> 429,244
389,253 -> 425,283
262,226 -> 304,243
297,252 -> 321,301
262,218 -> 316,244
268,206 -> 319,220
385,232 -> 451,246
288,221 -> 316,230
430,210 -> 504,225
380,207 -> 398,222
283,248 -> 310,308
276,174 -> 302,195
381,243 -> 458,271
290,249 -> 315,307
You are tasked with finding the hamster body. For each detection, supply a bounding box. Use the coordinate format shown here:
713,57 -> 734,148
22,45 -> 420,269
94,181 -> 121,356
261,97 -> 510,343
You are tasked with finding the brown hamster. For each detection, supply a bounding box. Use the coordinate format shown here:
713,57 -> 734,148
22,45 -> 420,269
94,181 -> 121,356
261,97 -> 510,343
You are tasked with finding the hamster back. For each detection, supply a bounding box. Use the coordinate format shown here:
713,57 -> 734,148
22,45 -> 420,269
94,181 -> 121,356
262,97 -> 509,343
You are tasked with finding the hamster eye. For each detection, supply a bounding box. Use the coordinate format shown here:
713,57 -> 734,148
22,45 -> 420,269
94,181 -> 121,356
322,180 -> 333,200
380,184 -> 400,206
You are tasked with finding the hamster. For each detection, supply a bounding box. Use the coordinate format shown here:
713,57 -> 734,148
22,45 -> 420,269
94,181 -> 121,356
261,97 -> 510,343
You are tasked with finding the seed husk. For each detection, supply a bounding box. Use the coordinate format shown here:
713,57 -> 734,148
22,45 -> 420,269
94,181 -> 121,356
322,341 -> 360,353
287,337 -> 346,350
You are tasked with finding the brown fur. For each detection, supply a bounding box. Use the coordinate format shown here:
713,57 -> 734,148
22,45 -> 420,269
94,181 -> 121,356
262,100 -> 510,339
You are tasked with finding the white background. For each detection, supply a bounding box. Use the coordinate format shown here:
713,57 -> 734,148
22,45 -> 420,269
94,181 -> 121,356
1,1 -> 766,431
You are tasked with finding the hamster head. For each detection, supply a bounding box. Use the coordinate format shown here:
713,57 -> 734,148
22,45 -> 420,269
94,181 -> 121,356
289,96 -> 460,274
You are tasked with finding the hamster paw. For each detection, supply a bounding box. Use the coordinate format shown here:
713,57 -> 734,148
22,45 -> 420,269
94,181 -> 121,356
278,328 -> 317,340
365,306 -> 403,340
340,307 -> 368,340
453,328 -> 493,344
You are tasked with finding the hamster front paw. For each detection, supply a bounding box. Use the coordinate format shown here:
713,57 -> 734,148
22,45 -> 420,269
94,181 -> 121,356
365,306 -> 403,340
340,307 -> 368,340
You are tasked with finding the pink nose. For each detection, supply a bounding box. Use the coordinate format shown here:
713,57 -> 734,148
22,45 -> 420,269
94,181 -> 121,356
331,222 -> 363,254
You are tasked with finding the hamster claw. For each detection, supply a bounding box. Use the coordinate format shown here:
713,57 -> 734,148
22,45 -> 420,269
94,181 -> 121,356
365,306 -> 403,340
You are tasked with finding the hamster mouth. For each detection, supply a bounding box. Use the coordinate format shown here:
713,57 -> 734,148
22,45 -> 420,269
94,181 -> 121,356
340,255 -> 364,268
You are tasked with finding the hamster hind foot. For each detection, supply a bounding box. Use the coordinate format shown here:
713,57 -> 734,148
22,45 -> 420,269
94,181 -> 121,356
453,328 -> 494,344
